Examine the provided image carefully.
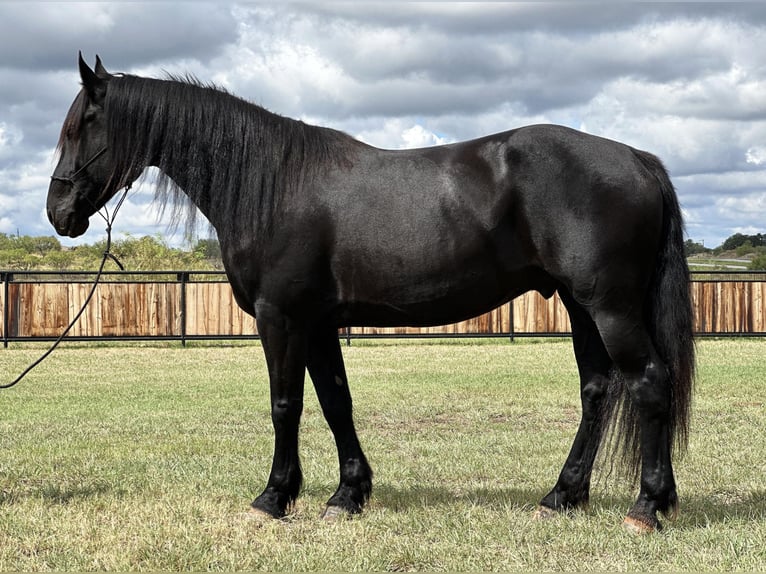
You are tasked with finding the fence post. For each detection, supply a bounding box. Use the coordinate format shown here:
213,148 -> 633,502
178,272 -> 189,347
2,272 -> 8,348
509,300 -> 515,343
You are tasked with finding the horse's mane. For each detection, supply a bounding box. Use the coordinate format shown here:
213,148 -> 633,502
99,73 -> 353,242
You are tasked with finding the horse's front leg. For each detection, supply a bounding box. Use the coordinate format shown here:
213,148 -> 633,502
251,305 -> 307,518
306,324 -> 372,519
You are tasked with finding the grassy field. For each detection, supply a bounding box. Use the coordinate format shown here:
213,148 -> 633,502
0,338 -> 764,571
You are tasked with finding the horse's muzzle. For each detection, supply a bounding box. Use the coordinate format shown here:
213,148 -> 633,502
47,193 -> 90,238
48,210 -> 90,238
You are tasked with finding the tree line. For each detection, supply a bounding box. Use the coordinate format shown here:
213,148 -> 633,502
1,231 -> 765,271
0,233 -> 223,271
684,232 -> 766,270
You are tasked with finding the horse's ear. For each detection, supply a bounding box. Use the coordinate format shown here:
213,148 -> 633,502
78,51 -> 107,104
94,55 -> 110,78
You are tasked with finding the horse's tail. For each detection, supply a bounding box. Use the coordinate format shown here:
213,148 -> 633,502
604,150 -> 696,477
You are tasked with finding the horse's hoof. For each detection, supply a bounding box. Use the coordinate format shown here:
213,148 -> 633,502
622,515 -> 660,535
320,505 -> 351,521
532,506 -> 558,521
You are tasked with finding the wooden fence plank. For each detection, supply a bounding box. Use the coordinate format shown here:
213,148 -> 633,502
185,283 -> 257,336
2,276 -> 765,340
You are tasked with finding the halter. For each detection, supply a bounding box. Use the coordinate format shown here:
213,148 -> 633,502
50,145 -> 109,187
50,145 -> 125,224
2,168 -> 131,390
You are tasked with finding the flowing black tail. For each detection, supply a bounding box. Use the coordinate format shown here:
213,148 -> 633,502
604,150 -> 696,476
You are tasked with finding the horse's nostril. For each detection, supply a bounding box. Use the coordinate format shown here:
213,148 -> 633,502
46,208 -> 54,223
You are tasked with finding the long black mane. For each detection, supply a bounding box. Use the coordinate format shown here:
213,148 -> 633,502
99,74 -> 354,241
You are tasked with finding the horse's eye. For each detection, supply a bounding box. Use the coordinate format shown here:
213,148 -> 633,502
83,108 -> 100,123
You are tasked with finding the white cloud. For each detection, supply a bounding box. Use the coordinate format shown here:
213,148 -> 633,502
716,192 -> 766,216
746,146 -> 766,166
353,118 -> 454,149
400,125 -> 451,149
0,122 -> 23,159
0,216 -> 15,234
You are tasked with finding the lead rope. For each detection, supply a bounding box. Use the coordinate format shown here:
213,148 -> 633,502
0,184 -> 131,389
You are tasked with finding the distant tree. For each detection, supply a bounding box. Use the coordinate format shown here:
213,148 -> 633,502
0,233 -> 13,250
111,234 -> 206,271
193,237 -> 223,269
0,233 -> 62,268
0,233 -> 220,272
735,241 -> 755,257
68,241 -> 110,270
0,248 -> 36,270
42,249 -> 76,270
684,239 -> 710,256
721,233 -> 749,251
29,236 -> 62,256
721,232 -> 765,251
193,238 -> 222,260
749,252 -> 766,271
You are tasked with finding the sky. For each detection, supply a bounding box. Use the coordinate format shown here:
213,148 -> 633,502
0,2 -> 764,249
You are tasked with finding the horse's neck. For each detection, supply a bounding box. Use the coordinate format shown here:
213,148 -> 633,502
140,117 -> 222,224
120,83 -> 347,244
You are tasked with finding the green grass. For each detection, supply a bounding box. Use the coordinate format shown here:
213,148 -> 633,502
0,338 -> 764,571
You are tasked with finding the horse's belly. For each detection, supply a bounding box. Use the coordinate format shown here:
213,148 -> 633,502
337,298 -> 503,328
329,205 -> 551,326
332,265 -> 555,328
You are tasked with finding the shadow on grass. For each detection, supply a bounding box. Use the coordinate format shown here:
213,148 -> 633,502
4,475 -> 764,532
372,482 -> 766,529
0,478 -> 118,505
675,489 -> 766,529
373,482 -> 548,513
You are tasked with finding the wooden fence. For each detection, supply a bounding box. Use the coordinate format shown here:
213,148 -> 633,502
1,271 -> 765,345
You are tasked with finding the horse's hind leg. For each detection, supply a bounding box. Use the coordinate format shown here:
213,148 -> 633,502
536,289 -> 613,518
592,305 -> 678,533
306,324 -> 372,519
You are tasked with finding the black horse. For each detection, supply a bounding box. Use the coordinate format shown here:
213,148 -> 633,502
47,55 -> 694,533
